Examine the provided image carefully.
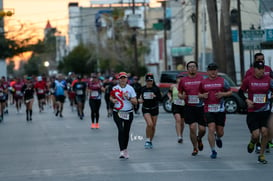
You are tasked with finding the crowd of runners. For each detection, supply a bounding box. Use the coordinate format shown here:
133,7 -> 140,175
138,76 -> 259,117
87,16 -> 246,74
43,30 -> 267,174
1,53 -> 273,164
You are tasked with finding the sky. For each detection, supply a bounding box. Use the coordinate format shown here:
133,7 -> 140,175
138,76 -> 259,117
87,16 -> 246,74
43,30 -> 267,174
4,0 -> 160,40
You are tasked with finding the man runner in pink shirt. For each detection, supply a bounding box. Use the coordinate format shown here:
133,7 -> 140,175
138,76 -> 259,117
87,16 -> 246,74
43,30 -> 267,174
178,61 -> 206,156
199,63 -> 232,159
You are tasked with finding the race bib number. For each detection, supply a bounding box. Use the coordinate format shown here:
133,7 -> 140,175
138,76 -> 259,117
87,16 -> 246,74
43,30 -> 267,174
16,91 -> 22,95
208,104 -> 220,112
118,112 -> 130,120
253,94 -> 266,103
143,92 -> 153,99
91,91 -> 99,97
188,95 -> 200,104
174,99 -> 185,106
38,89 -> 44,94
76,90 -> 83,95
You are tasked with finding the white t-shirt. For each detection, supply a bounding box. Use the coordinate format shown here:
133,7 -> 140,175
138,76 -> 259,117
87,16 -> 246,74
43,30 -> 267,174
112,84 -> 136,111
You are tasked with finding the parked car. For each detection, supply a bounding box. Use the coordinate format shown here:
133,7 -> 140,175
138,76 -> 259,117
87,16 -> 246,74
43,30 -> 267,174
158,70 -> 247,114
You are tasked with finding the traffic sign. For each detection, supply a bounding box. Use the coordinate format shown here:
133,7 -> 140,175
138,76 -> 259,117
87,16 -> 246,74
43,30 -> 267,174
242,30 -> 264,41
171,46 -> 193,56
265,29 -> 273,41
232,30 -> 238,42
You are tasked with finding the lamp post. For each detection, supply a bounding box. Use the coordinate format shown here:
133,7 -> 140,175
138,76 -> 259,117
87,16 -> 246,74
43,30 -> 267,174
44,61 -> 50,75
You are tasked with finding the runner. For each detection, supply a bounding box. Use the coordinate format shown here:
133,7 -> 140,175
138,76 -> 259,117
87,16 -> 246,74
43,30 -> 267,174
73,75 -> 87,120
88,73 -> 104,128
0,78 -> 8,122
238,60 -> 273,164
168,73 -> 185,144
244,52 -> 273,153
12,77 -> 24,113
138,73 -> 162,149
130,76 -> 142,114
199,63 -> 232,159
110,72 -> 137,159
104,75 -> 118,117
178,61 -> 206,156
21,76 -> 35,121
53,74 -> 67,118
34,76 -> 47,112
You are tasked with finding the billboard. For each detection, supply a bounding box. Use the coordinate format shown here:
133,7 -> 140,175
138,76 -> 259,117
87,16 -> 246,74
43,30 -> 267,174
91,0 -> 150,5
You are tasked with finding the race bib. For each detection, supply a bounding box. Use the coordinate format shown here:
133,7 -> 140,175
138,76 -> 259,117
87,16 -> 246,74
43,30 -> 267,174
188,95 -> 200,104
208,104 -> 220,112
253,94 -> 266,103
76,90 -> 83,95
38,89 -> 44,94
16,91 -> 22,95
91,91 -> 99,97
143,92 -> 153,99
0,92 -> 3,97
118,112 -> 130,120
174,99 -> 185,106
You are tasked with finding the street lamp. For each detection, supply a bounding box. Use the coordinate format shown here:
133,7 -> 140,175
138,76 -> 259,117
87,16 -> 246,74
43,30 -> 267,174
44,61 -> 50,75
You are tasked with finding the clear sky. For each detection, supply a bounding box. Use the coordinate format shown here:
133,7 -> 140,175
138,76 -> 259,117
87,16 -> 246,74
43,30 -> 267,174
4,0 -> 159,40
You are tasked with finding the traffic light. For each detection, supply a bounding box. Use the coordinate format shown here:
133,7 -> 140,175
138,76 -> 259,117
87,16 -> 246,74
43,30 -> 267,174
164,18 -> 171,30
230,9 -> 239,25
157,18 -> 171,31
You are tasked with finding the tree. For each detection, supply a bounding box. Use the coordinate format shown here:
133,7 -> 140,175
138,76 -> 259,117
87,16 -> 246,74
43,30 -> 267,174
206,0 -> 236,82
58,44 -> 95,75
96,8 -> 150,76
7,60 -> 15,76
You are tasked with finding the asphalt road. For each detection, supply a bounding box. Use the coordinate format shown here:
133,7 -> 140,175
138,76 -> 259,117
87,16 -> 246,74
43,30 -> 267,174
0,98 -> 272,181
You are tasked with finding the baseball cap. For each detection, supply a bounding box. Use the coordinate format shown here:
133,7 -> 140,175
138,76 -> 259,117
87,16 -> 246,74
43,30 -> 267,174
253,60 -> 265,69
118,72 -> 128,78
145,73 -> 154,81
207,63 -> 218,70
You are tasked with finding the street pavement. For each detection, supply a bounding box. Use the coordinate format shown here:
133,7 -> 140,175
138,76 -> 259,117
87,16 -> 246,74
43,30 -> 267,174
0,98 -> 273,181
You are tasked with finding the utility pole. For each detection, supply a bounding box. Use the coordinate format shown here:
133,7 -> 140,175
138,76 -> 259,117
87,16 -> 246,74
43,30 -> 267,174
195,0 -> 199,63
162,1 -> 168,70
237,0 -> 244,81
132,0 -> 139,75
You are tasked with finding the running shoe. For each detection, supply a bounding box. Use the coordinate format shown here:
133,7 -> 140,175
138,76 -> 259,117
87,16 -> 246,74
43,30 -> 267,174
144,141 -> 153,149
197,136 -> 204,151
178,137 -> 183,144
257,155 -> 268,164
119,151 -> 125,159
124,149 -> 129,159
255,142 -> 261,154
55,110 -> 59,116
95,123 -> 100,129
215,134 -> 222,148
90,123 -> 96,129
192,148 -> 198,156
247,141 -> 255,153
210,150 -> 217,159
